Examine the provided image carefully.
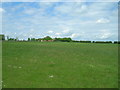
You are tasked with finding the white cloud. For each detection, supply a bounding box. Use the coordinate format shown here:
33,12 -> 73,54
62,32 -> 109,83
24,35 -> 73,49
47,30 -> 53,34
74,4 -> 87,14
62,29 -> 70,33
61,29 -> 73,36
24,9 -> 36,15
2,2 -> 118,41
55,33 -> 61,35
38,2 -> 53,7
29,34 -> 33,37
70,33 -> 80,38
96,29 -> 113,39
100,31 -> 112,39
100,34 -> 111,39
1,0 -> 119,2
54,3 -> 73,14
0,8 -> 5,13
96,18 -> 110,24
30,29 -> 35,32
54,2 -> 87,17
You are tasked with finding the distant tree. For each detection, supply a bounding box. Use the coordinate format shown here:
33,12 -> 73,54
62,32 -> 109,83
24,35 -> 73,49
94,41 -> 112,44
2,35 -> 5,40
54,38 -> 61,41
0,34 -> 5,40
35,39 -> 38,41
114,41 -> 120,44
119,41 -> 120,44
31,38 -> 36,41
54,37 -> 72,42
72,40 -> 79,42
80,41 -> 91,43
15,37 -> 18,41
43,36 -> 52,41
9,38 -> 15,41
37,38 -> 42,41
7,36 -> 9,41
63,37 -> 72,42
28,38 -> 31,41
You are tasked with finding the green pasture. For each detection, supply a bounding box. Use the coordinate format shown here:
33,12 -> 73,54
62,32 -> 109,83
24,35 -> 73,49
2,41 -> 118,88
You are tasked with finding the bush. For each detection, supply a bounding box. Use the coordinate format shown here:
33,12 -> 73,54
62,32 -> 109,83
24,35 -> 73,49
114,41 -> 120,44
72,40 -> 80,42
31,38 -> 36,41
28,38 -> 31,41
8,38 -> 15,41
43,36 -> 52,41
79,41 -> 91,43
0,34 -> 5,40
94,41 -> 112,44
54,37 -> 72,42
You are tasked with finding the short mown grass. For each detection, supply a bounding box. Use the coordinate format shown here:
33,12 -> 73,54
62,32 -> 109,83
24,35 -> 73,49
2,41 -> 118,88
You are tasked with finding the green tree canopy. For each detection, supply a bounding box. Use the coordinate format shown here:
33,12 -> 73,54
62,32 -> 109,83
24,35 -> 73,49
0,34 -> 5,40
43,36 -> 52,40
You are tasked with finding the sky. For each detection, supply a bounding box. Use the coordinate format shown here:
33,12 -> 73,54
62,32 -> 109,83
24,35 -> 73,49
0,1 -> 118,41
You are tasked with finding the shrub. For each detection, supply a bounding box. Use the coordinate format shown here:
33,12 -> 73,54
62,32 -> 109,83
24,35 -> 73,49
94,41 -> 112,44
79,41 -> 91,43
72,40 -> 79,42
54,37 -> 72,42
0,34 -> 5,40
114,41 -> 120,44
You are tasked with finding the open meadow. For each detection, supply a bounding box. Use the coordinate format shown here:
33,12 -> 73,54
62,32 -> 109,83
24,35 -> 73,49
2,41 -> 118,88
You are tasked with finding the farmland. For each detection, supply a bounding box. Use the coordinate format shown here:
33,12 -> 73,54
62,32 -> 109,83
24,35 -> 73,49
2,41 -> 118,88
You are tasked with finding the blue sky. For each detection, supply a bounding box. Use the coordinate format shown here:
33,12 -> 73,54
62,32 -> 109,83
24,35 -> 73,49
0,2 -> 118,41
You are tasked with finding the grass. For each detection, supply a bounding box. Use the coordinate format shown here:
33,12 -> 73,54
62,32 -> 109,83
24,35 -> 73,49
2,41 -> 118,88
0,41 -> 2,89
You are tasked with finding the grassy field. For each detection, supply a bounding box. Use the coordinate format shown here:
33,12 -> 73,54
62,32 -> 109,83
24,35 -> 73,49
2,41 -> 118,88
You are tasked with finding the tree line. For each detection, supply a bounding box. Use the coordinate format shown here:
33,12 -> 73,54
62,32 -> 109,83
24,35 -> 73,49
0,34 -> 120,44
